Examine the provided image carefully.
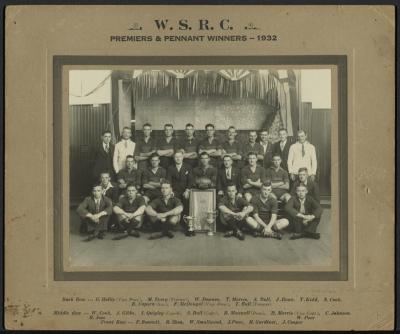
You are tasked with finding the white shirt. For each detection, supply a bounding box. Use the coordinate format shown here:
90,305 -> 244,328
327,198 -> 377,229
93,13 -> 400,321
280,140 -> 287,151
287,141 -> 317,175
260,141 -> 270,154
225,167 -> 232,179
103,142 -> 110,152
113,139 -> 136,173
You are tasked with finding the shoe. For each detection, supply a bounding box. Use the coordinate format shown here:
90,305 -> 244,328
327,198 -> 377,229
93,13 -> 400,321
290,233 -> 304,240
190,230 -> 196,237
97,232 -> 105,240
163,230 -> 174,239
79,223 -> 88,234
224,230 -> 234,238
185,230 -> 192,237
83,233 -> 96,242
148,232 -> 164,240
305,232 -> 320,239
252,230 -> 261,238
129,230 -> 140,238
112,232 -> 129,240
235,230 -> 245,241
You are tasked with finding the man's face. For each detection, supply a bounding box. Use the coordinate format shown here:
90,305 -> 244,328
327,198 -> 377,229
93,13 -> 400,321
261,186 -> 272,198
92,186 -> 102,199
298,171 -> 308,182
185,126 -> 195,137
248,154 -> 257,166
298,132 -> 307,144
150,156 -> 160,168
102,133 -> 112,144
143,126 -> 152,137
118,179 -> 127,189
227,186 -> 237,199
122,128 -> 131,140
249,132 -> 257,143
174,152 -> 183,165
260,132 -> 269,142
272,156 -> 281,168
228,128 -> 236,140
161,183 -> 172,197
296,186 -> 307,199
100,173 -> 110,186
223,157 -> 233,168
206,126 -> 215,138
200,155 -> 210,167
164,126 -> 173,137
126,186 -> 137,199
126,158 -> 135,169
279,130 -> 288,142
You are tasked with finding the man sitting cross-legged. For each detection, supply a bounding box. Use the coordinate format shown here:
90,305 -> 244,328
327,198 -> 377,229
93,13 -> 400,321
247,182 -> 289,240
112,183 -> 146,240
145,180 -> 184,240
218,183 -> 254,241
285,183 -> 323,240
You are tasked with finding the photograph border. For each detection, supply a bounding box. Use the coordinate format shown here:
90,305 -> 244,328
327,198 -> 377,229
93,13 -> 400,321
53,55 -> 347,281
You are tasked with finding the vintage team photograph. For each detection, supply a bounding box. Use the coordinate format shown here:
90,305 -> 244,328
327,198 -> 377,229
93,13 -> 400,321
67,68 -> 333,267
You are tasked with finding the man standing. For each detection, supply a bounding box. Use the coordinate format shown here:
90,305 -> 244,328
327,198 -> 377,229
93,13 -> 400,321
113,126 -> 136,174
272,128 -> 292,172
146,181 -> 184,239
134,123 -> 156,172
218,184 -> 253,241
290,167 -> 320,202
117,155 -> 140,190
259,129 -> 274,170
241,130 -> 264,166
156,123 -> 177,169
265,154 -> 291,203
142,153 -> 167,203
288,130 -> 317,181
285,184 -> 323,240
221,126 -> 243,168
76,184 -> 113,241
179,123 -> 200,168
247,182 -> 289,239
217,155 -> 242,197
92,130 -> 115,182
112,183 -> 146,239
241,152 -> 268,203
198,123 -> 222,167
192,152 -> 217,189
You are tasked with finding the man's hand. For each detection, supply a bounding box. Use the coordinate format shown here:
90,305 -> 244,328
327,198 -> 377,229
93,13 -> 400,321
183,189 -> 190,200
217,190 -> 224,196
290,174 -> 296,181
263,226 -> 273,235
237,193 -> 243,198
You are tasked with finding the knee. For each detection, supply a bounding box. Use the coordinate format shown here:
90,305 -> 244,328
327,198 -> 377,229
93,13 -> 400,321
168,215 -> 180,225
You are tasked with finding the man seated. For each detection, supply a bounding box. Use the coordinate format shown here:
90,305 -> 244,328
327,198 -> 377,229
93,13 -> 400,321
290,167 -> 320,203
218,183 -> 253,241
265,154 -> 291,203
145,181 -> 184,239
285,184 -> 323,240
99,172 -> 119,204
112,183 -> 146,240
141,153 -> 167,203
217,155 -> 242,197
192,152 -> 217,189
241,152 -> 268,203
76,184 -> 113,241
117,155 -> 140,190
247,182 -> 289,240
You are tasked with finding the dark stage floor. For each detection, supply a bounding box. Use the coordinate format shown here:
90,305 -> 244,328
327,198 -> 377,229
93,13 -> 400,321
68,207 -> 332,267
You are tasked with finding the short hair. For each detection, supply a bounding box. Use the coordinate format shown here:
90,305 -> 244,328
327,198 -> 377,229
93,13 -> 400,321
297,129 -> 307,136
149,152 -> 160,159
126,155 -> 135,161
228,126 -> 236,131
126,183 -> 137,190
102,130 -> 112,136
249,130 -> 257,135
164,123 -> 173,128
92,184 -> 102,190
205,123 -> 215,129
185,123 -> 194,128
260,129 -> 269,134
298,167 -> 309,174
200,152 -> 210,158
272,154 -> 282,159
278,128 -> 287,133
261,181 -> 272,188
226,182 -> 237,189
223,154 -> 233,160
296,183 -> 308,190
122,126 -> 131,131
174,149 -> 184,155
247,151 -> 257,158
143,123 -> 152,128
160,180 -> 172,187
100,171 -> 110,177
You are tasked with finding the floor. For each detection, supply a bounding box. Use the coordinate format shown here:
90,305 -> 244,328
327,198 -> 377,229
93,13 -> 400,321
68,207 -> 332,267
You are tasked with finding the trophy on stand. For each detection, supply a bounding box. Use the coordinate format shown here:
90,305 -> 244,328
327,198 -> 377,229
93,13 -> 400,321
183,215 -> 196,235
206,210 -> 217,236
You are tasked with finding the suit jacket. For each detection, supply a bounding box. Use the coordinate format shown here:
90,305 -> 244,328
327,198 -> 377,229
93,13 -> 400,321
92,143 -> 115,181
260,142 -> 274,170
290,179 -> 320,202
284,195 -> 322,220
166,163 -> 194,197
102,183 -> 120,204
76,195 -> 113,219
217,167 -> 242,193
272,139 -> 292,172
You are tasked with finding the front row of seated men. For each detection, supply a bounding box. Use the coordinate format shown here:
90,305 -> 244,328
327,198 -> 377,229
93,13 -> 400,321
77,178 -> 322,242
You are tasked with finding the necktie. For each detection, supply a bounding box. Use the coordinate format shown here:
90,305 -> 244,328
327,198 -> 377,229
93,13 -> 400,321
300,200 -> 305,214
105,144 -> 109,153
124,140 -> 128,149
227,168 -> 231,179
302,143 -> 305,157
280,141 -> 284,151
95,199 -> 100,213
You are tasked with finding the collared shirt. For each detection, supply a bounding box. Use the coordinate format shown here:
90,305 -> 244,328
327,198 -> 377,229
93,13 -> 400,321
221,140 -> 242,156
199,137 -> 221,152
142,167 -> 167,185
251,194 -> 278,222
157,136 -> 177,151
179,136 -> 200,154
193,165 -> 217,187
241,142 -> 264,160
115,195 -> 146,213
225,167 -> 232,179
260,141 -> 271,155
113,139 -> 136,173
117,168 -> 139,186
287,141 -> 317,175
134,137 -> 156,156
299,198 -> 306,214
218,195 -> 249,213
265,166 -> 289,184
280,140 -> 287,151
241,165 -> 267,186
103,142 -> 110,153
149,195 -> 183,213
